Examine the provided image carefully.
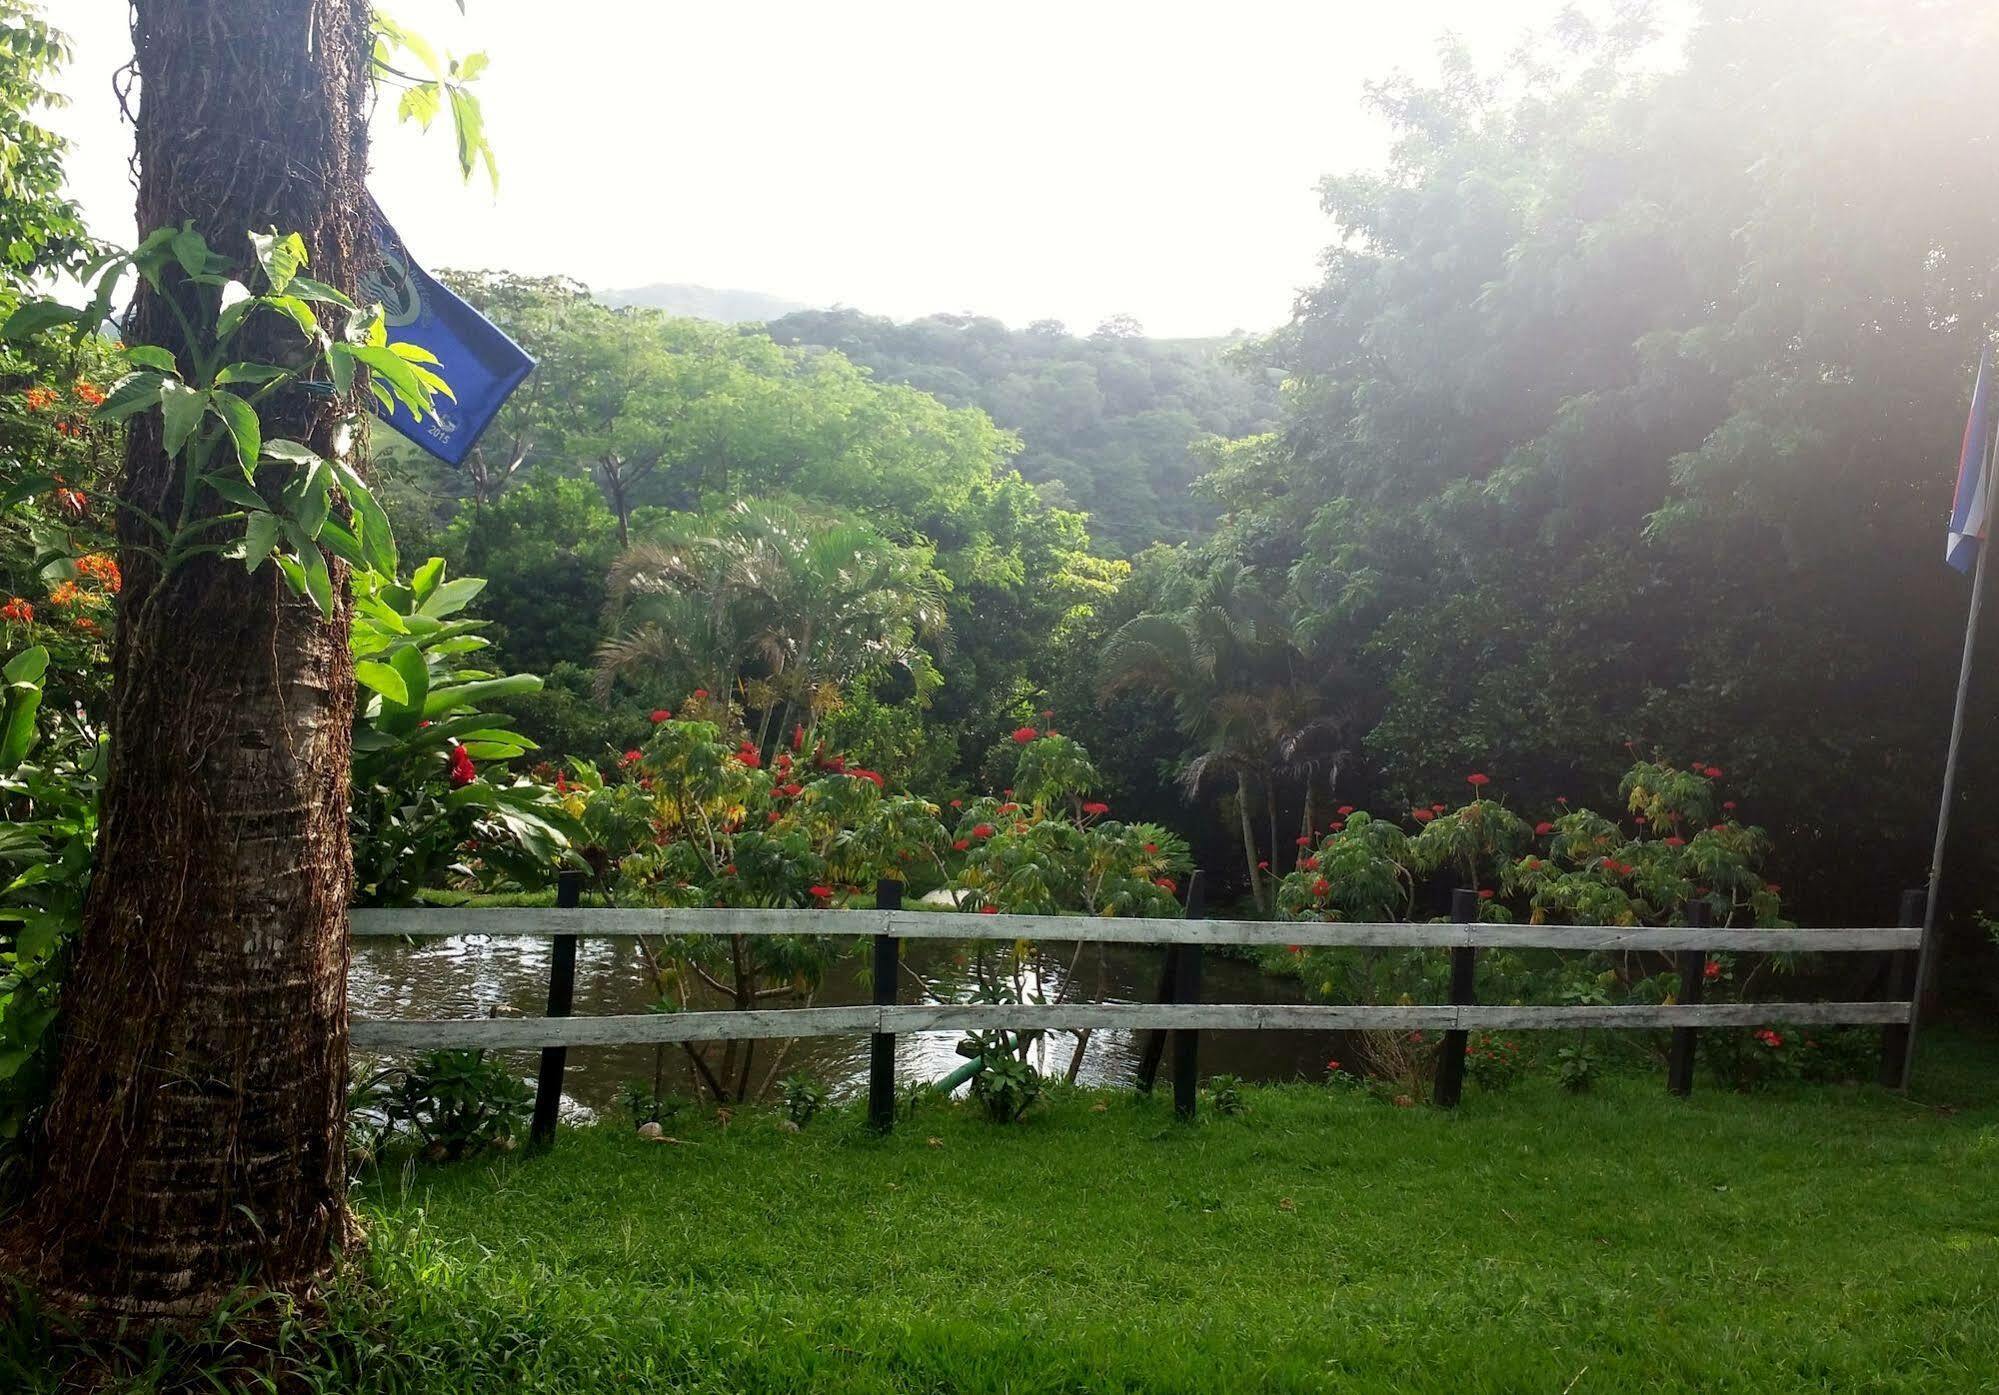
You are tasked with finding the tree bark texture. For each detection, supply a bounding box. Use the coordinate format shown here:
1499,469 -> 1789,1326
12,0 -> 372,1321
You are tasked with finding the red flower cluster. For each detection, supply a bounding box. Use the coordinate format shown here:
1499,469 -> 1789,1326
1081,800 -> 1110,816
1477,888 -> 1494,900
1154,877 -> 1177,894
1754,1028 -> 1783,1049
621,749 -> 643,766
691,688 -> 709,700
1703,959 -> 1721,980
0,597 -> 31,625
971,822 -> 995,839
735,740 -> 762,769
447,744 -> 476,788
1466,772 -> 1490,788
1311,877 -> 1330,897
952,838 -> 970,851
1328,821 -> 1343,833
1011,726 -> 1039,744
1412,808 -> 1435,823
649,708 -> 672,723
809,885 -> 834,901
1337,805 -> 1354,816
850,768 -> 885,788
1534,821 -> 1554,835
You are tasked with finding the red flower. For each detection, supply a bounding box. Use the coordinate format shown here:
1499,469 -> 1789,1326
1412,808 -> 1435,823
447,744 -> 476,788
723,864 -> 737,876
1534,821 -> 1554,835
1664,835 -> 1686,847
1329,821 -> 1344,833
809,885 -> 834,901
1082,801 -> 1110,816
1556,795 -> 1568,804
1633,815 -> 1648,826
1754,1028 -> 1783,1049
997,801 -> 1019,814
1154,877 -> 1178,894
792,724 -> 806,750
1295,835 -> 1312,847
949,799 -> 962,809
1477,888 -> 1494,900
1257,860 -> 1270,871
1765,882 -> 1781,893
1287,945 -> 1303,955
1466,772 -> 1490,788
1430,802 -> 1446,812
1326,1059 -> 1341,1073
649,709 -> 672,723
1705,766 -> 1724,778
0,597 -> 31,625
691,688 -> 709,700
621,749 -> 643,765
1301,856 -> 1319,870
740,750 -> 762,769
1311,878 -> 1330,897
1337,805 -> 1354,816
1722,800 -> 1737,811
851,768 -> 885,788
1011,726 -> 1039,744
952,838 -> 970,851
972,823 -> 995,839
1703,959 -> 1721,980
1143,842 -> 1158,854
980,905 -> 999,915
1406,1031 -> 1424,1044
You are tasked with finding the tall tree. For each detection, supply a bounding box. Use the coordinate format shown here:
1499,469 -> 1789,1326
14,0 -> 372,1318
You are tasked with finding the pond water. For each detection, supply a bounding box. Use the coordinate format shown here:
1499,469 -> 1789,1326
349,934 -> 1346,1116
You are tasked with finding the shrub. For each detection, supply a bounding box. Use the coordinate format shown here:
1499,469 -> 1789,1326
1205,1073 -> 1247,1117
781,1072 -> 829,1127
350,1050 -> 531,1164
968,1052 -> 1041,1124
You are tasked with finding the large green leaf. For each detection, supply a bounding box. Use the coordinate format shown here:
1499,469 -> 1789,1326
417,576 -> 486,618
248,228 -> 306,294
0,298 -> 78,342
2,648 -> 49,773
420,673 -> 541,719
355,660 -> 410,706
208,391 -> 262,474
159,380 -> 208,460
92,371 -> 168,423
242,511 -> 279,573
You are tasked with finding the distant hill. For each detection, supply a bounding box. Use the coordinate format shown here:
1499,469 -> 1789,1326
765,309 -> 1282,554
602,283 -> 810,323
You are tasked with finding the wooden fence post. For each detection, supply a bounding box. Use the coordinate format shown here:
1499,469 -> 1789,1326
1171,873 -> 1206,1120
529,868 -> 584,1148
1136,870 -> 1200,1094
1433,887 -> 1477,1107
1878,888 -> 1924,1087
1667,898 -> 1710,1096
869,879 -> 901,1132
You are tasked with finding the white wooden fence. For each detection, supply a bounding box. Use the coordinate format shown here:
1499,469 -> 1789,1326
348,876 -> 1923,1139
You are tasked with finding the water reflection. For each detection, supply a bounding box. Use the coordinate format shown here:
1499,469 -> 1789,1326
349,934 -> 1343,1114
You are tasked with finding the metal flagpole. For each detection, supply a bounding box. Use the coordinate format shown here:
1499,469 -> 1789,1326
1901,411 -> 1999,1090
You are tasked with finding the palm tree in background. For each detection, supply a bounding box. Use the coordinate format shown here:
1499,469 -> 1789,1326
596,501 -> 949,751
1097,563 -> 1345,911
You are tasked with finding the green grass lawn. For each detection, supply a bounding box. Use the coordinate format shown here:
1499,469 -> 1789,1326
13,1032 -> 1999,1393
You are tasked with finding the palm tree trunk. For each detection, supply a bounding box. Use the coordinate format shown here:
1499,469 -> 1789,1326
14,0 -> 371,1323
1237,769 -> 1264,913
1265,780 -> 1279,882
1302,771 -> 1318,856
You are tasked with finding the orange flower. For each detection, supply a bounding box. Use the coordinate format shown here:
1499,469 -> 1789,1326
75,553 -> 122,593
0,597 -> 32,624
47,580 -> 86,608
73,380 -> 106,407
23,385 -> 56,411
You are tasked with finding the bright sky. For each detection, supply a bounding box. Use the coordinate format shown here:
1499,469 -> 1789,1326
48,1 -> 1622,337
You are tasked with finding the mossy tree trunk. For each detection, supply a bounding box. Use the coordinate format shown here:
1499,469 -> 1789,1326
14,0 -> 372,1322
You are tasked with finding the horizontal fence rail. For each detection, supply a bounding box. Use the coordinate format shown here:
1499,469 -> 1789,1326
349,906 -> 1919,955
348,874 -> 1925,1135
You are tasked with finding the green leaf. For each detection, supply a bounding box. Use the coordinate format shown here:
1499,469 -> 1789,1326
333,462 -> 398,577
417,576 -> 486,618
354,659 -> 410,706
243,511 -> 279,573
159,380 -> 209,460
421,674 -> 541,718
171,224 -> 211,277
0,299 -> 77,342
272,552 -> 308,598
454,51 -> 489,81
207,391 -> 261,473
341,342 -> 433,417
123,344 -> 177,372
388,644 -> 431,727
201,472 -> 268,512
262,295 -> 319,338
315,518 -> 366,569
299,540 -> 333,615
285,275 -> 354,308
2,646 -> 49,685
215,362 -> 290,387
248,228 -> 307,294
261,439 -> 322,467
93,371 -> 168,423
215,280 -> 255,339
410,556 -> 446,604
398,83 -> 442,130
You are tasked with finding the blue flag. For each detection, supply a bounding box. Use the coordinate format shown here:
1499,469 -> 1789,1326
359,201 -> 534,465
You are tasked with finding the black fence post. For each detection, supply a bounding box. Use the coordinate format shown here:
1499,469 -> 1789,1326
1667,899 -> 1710,1096
1171,874 -> 1206,1120
1879,888 -> 1925,1087
1136,870 -> 1200,1094
530,868 -> 584,1149
869,879 -> 902,1132
1434,888 -> 1478,1107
